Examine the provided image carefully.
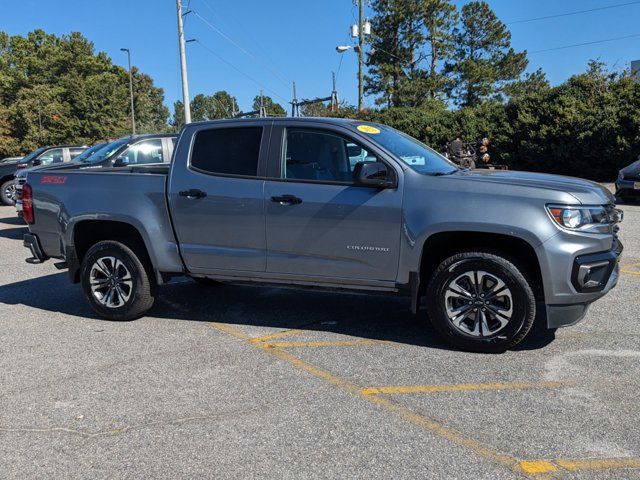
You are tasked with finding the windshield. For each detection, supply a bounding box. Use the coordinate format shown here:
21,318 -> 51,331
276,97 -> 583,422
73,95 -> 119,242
355,124 -> 458,175
81,138 -> 129,163
72,143 -> 106,162
19,147 -> 48,165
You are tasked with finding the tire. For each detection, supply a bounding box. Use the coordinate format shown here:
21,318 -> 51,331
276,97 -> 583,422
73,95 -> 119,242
80,240 -> 155,321
426,251 -> 536,353
1,179 -> 15,206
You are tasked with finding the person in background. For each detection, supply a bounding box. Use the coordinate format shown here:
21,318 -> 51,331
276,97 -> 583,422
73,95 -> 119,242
447,135 -> 463,161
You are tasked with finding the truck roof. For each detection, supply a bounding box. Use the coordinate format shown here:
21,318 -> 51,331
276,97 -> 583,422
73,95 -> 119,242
184,117 -> 372,128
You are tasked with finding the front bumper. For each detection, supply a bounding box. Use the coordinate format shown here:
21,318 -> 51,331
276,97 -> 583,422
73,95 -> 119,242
23,233 -> 48,264
615,179 -> 640,197
544,239 -> 622,328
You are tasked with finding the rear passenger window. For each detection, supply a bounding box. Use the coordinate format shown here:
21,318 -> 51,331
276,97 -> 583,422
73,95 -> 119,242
191,127 -> 262,177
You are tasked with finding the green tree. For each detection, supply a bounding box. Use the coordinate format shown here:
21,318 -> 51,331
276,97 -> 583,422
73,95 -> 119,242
171,100 -> 185,131
422,0 -> 458,99
366,0 -> 457,106
252,95 -> 286,116
445,1 -> 527,106
366,0 -> 429,108
503,68 -> 550,100
300,101 -> 330,117
0,29 -> 169,156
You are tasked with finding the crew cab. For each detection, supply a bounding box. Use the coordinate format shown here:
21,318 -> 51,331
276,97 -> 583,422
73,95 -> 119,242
21,118 -> 623,352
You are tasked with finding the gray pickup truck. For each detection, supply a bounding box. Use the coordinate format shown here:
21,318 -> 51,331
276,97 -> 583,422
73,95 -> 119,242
22,118 -> 623,352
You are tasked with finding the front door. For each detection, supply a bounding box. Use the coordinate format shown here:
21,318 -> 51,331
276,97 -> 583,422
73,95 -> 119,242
168,124 -> 270,273
265,126 -> 403,282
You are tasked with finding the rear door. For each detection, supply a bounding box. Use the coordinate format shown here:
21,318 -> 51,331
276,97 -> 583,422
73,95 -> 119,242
168,122 -> 271,273
264,123 -> 403,282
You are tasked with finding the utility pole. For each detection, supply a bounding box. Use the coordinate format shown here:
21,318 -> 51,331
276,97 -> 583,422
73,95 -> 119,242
331,72 -> 339,112
176,0 -> 191,124
259,90 -> 266,117
291,82 -> 298,117
357,0 -> 364,111
120,48 -> 136,135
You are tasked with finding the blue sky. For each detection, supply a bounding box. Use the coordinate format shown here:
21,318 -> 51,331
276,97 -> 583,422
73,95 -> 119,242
2,0 -> 639,116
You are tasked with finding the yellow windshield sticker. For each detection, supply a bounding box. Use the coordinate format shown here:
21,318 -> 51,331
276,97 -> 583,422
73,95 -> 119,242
357,125 -> 380,134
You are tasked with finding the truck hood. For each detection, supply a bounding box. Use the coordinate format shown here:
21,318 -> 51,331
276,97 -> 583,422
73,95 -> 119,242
447,169 -> 614,205
620,159 -> 640,179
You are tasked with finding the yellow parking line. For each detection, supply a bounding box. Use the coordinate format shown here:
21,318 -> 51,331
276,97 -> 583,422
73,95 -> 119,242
210,322 -> 248,340
210,322 -> 640,478
209,322 -> 521,475
249,329 -> 305,344
555,457 -> 640,471
519,457 -> 640,475
263,339 -> 388,349
519,461 -> 559,474
361,381 -> 564,396
621,263 -> 640,275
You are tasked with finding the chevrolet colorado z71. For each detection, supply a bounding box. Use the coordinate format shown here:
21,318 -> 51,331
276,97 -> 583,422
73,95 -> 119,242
21,118 -> 623,352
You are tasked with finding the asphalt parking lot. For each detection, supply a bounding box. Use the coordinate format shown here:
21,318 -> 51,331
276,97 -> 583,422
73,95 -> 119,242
0,199 -> 639,480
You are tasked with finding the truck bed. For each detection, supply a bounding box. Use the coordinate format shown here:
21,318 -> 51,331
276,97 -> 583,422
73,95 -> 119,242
25,165 -> 183,274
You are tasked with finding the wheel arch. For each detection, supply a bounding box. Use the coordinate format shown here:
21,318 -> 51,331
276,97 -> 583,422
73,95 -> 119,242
414,231 -> 544,312
70,219 -> 157,289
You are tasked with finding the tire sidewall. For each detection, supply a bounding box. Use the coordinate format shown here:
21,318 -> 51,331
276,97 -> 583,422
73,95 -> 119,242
427,254 -> 534,352
1,180 -> 15,206
80,241 -> 151,321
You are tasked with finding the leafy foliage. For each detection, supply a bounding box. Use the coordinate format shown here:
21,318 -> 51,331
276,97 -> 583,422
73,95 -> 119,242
334,63 -> 640,180
0,30 -> 169,156
444,1 -> 527,106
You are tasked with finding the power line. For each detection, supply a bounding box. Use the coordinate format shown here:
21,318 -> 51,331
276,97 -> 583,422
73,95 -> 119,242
191,9 -> 291,89
194,40 -> 289,104
508,0 -> 640,25
529,32 -> 640,53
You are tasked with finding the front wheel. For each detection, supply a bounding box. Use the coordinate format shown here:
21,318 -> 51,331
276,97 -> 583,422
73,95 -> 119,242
80,240 -> 155,321
426,251 -> 536,353
1,179 -> 16,206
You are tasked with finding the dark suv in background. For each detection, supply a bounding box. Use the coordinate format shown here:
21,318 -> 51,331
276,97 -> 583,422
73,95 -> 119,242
615,155 -> 640,202
0,145 -> 87,205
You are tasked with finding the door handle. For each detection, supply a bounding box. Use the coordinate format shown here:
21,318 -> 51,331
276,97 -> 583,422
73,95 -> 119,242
179,188 -> 207,199
271,194 -> 302,205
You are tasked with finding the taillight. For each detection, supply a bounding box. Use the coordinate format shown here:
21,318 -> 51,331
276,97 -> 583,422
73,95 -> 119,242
22,183 -> 34,224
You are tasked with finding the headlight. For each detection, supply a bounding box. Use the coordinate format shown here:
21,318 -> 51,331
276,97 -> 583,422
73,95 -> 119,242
546,205 -> 609,231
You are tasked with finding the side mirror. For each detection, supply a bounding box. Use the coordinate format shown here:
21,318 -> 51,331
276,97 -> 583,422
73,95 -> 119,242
32,159 -> 41,167
353,161 -> 394,188
113,156 -> 129,167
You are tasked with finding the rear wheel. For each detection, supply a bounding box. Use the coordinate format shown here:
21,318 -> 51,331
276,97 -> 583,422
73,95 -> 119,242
426,251 -> 536,353
80,240 -> 155,321
1,179 -> 15,206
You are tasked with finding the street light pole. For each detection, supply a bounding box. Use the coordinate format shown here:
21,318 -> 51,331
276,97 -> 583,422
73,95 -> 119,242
120,48 -> 136,135
176,0 -> 192,124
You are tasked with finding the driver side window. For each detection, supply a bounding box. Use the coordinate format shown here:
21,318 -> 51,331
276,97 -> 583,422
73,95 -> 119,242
282,129 -> 377,183
118,139 -> 164,166
38,148 -> 64,165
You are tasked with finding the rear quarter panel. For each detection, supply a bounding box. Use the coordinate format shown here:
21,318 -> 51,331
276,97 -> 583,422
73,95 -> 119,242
26,170 -> 183,273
